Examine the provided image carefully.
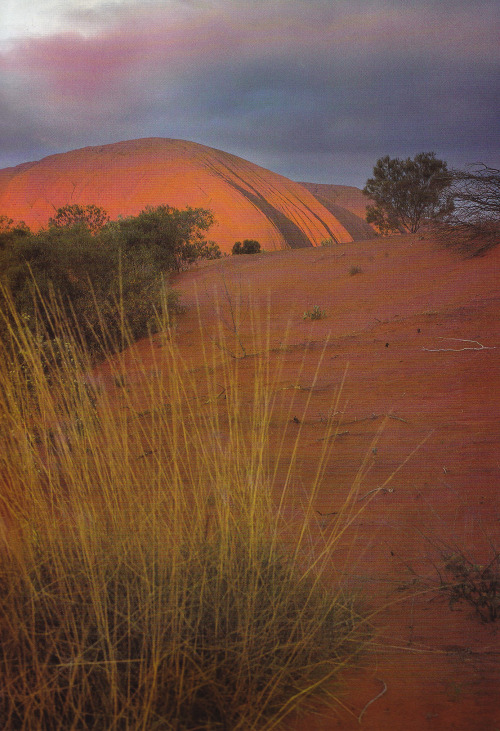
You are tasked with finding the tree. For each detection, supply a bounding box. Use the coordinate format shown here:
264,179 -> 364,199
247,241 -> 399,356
437,164 -> 500,255
0,217 -> 30,250
114,205 -> 217,271
0,215 -> 13,232
451,164 -> 500,218
363,152 -> 453,234
232,239 -> 261,255
49,204 -> 110,234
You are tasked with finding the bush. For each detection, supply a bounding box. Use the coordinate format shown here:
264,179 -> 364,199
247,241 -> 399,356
232,239 -> 261,255
0,204 -> 216,353
439,548 -> 499,623
110,205 -> 217,272
48,204 -> 109,234
303,305 -> 326,320
348,266 -> 362,276
0,223 -> 176,352
403,537 -> 499,624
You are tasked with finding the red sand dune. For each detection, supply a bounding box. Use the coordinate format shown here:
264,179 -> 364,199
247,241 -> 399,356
0,138 -> 360,253
117,232 -> 499,730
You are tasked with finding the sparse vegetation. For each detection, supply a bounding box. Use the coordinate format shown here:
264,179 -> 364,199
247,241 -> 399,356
0,292 -> 370,730
402,537 -> 500,624
348,265 -> 362,276
303,305 -> 326,320
437,546 -> 500,623
209,271 -> 249,359
232,239 -> 261,255
320,237 -> 335,247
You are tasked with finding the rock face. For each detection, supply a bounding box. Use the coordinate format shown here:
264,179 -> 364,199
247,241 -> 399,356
298,182 -> 377,240
0,138 -> 358,253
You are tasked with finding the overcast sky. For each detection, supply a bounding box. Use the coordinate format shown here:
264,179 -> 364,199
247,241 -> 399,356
1,0 -> 498,187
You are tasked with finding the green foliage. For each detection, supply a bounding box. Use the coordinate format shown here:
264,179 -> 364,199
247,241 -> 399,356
0,223 -> 169,350
363,152 -> 453,234
0,218 -> 30,250
48,204 -> 110,234
303,305 -> 326,320
0,203 -> 216,352
365,203 -> 397,236
232,239 -> 261,255
0,215 -> 14,233
320,237 -> 335,247
198,239 -> 222,261
115,205 -> 218,271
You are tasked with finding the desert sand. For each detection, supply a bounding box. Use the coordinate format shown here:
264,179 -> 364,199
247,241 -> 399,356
108,231 -> 499,729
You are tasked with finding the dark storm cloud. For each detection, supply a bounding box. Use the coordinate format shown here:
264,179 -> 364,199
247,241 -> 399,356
1,0 -> 498,185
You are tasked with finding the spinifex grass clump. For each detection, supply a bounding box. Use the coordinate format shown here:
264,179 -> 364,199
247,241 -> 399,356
0,288 -> 369,730
303,305 -> 326,321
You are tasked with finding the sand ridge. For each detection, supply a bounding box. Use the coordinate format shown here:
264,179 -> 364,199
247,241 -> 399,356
121,232 -> 499,730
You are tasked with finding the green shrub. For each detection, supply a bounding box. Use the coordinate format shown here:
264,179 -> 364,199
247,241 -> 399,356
303,305 -> 326,320
109,205 -> 216,272
48,204 -> 109,234
232,239 -> 261,255
348,265 -> 362,276
0,204 -> 216,353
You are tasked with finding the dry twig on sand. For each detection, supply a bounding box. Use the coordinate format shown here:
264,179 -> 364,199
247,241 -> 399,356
423,337 -> 495,352
358,678 -> 387,724
358,487 -> 394,502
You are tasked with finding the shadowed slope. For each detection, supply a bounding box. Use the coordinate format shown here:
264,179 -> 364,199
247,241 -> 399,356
0,139 -> 354,253
299,182 -> 377,240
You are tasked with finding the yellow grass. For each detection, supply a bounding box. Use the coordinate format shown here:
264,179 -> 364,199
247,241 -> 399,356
0,288 -> 371,730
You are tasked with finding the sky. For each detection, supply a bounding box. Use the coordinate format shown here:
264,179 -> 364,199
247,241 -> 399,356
0,0 -> 498,187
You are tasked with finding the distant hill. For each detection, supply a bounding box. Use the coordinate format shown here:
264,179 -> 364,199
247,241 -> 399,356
0,139 -> 362,253
298,182 -> 376,240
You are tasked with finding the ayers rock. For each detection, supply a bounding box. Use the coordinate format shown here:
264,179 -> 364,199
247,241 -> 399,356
299,182 -> 376,240
0,138 -> 369,253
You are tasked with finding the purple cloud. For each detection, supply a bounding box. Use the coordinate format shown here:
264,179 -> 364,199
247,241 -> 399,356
1,0 -> 498,185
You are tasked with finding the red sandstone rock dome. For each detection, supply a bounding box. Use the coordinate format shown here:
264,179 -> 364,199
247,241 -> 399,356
0,138 -> 357,253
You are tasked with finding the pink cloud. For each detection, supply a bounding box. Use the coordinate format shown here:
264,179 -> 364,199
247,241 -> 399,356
3,6 -> 249,97
2,2 -> 497,103
5,32 -> 148,95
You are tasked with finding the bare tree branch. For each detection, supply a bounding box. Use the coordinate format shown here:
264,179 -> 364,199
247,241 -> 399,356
435,164 -> 500,256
